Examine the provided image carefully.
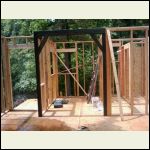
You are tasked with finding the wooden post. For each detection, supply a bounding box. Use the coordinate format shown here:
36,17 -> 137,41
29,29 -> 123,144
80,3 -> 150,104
52,43 -> 57,100
75,42 -> 79,96
49,43 -> 53,103
98,48 -> 103,101
107,30 -> 123,120
74,74 -> 77,96
54,43 -> 59,97
141,43 -> 144,97
129,30 -> 134,115
145,30 -> 149,115
34,36 -> 42,117
142,42 -> 145,97
1,65 -> 5,113
98,36 -> 103,101
34,35 -> 49,117
122,47 -> 125,98
92,42 -> 95,70
45,40 -> 52,105
118,47 -> 123,96
65,74 -> 67,96
82,43 -> 86,94
124,46 -> 127,99
1,38 -> 6,113
39,39 -> 47,112
1,38 -> 13,111
103,31 -> 112,116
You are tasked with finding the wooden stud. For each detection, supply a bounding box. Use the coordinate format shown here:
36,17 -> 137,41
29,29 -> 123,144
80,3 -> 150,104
123,46 -> 126,99
52,42 -> 57,100
49,46 -> 53,103
121,46 -> 125,97
107,30 -> 123,120
56,48 -> 76,53
2,38 -> 13,111
45,40 -> 51,105
1,66 -> 5,113
92,42 -> 95,70
118,47 -> 121,96
145,30 -> 149,115
39,39 -> 47,112
43,44 -> 47,109
75,42 -> 79,96
65,74 -> 67,97
103,32 -> 112,116
74,74 -> 77,96
99,52 -> 103,101
55,43 -> 59,97
141,42 -> 144,96
82,43 -> 86,94
98,36 -> 103,101
112,69 -> 115,95
130,30 -> 134,115
1,38 -> 6,113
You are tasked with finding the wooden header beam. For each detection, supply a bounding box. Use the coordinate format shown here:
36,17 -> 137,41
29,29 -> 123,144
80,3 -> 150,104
34,28 -> 105,37
108,26 -> 149,31
56,48 -> 76,53
112,38 -> 146,41
5,36 -> 33,39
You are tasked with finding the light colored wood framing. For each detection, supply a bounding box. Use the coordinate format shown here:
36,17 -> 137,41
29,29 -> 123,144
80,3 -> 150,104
92,42 -> 95,70
82,43 -> 86,95
45,41 -> 52,105
51,42 -> 58,100
130,30 -> 134,115
105,31 -> 112,116
145,30 -> 149,115
65,74 -> 67,96
75,43 -> 79,96
107,30 -> 123,120
98,48 -> 103,101
1,37 -> 13,111
110,26 -> 149,116
98,36 -> 103,101
56,48 -> 76,53
38,39 -> 47,112
1,38 -> 6,113
74,74 -> 77,96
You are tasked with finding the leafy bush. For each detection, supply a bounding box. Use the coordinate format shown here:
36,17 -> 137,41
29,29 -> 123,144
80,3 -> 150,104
10,49 -> 36,94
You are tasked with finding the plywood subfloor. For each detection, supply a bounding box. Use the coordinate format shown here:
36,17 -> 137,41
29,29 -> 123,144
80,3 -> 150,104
1,97 -> 149,131
14,99 -> 38,110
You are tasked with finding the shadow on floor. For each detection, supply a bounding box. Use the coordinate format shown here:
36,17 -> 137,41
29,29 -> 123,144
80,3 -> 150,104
1,116 -> 74,131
